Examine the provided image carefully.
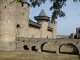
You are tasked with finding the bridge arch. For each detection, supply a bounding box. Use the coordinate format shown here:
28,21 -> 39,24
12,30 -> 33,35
41,42 -> 47,51
40,42 -> 56,53
23,45 -> 29,50
31,46 -> 38,52
59,43 -> 79,55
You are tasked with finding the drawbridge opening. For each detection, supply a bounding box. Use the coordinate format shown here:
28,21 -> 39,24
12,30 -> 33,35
23,45 -> 29,50
31,46 -> 37,52
59,43 -> 79,55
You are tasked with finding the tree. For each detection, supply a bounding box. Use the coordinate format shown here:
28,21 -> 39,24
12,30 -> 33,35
12,0 -> 80,21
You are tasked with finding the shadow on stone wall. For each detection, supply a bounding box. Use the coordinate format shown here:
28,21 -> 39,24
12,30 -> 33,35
42,50 -> 56,54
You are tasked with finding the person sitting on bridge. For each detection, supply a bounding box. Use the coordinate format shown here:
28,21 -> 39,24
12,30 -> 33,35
32,35 -> 34,38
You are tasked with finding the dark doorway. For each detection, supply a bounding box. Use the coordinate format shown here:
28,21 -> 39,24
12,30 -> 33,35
16,24 -> 20,37
23,45 -> 29,50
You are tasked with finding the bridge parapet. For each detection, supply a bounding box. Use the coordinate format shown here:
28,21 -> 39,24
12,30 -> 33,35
16,37 -> 80,55
16,37 -> 80,46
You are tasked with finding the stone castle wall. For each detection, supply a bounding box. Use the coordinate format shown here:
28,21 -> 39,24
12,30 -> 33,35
28,25 -> 41,38
69,27 -> 80,39
47,30 -> 52,38
27,20 -> 56,38
16,37 -> 80,54
0,0 -> 57,50
16,2 -> 30,37
0,0 -> 17,50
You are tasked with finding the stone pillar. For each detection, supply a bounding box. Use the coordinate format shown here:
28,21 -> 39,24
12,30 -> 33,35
37,46 -> 41,52
28,45 -> 31,51
55,45 -> 59,54
56,50 -> 59,54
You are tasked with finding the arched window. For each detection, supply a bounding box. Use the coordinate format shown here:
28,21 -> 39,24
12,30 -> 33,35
5,6 -> 6,8
16,24 -> 20,28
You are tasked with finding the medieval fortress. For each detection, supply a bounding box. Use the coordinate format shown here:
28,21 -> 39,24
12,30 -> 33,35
0,0 -> 57,50
0,0 -> 80,54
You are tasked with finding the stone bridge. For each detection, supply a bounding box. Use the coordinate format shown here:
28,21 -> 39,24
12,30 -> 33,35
16,37 -> 80,55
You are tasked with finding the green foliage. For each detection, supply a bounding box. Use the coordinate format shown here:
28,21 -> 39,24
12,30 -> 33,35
12,0 -> 80,21
50,0 -> 67,20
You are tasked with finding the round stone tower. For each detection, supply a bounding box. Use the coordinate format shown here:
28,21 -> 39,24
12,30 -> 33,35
16,0 -> 30,37
0,0 -> 18,50
50,20 -> 57,39
34,9 -> 50,38
0,0 -> 30,50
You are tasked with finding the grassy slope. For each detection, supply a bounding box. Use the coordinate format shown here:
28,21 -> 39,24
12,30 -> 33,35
0,50 -> 79,60
0,43 -> 79,60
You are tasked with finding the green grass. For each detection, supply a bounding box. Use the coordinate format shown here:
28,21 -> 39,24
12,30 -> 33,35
0,43 -> 79,60
0,50 -> 79,60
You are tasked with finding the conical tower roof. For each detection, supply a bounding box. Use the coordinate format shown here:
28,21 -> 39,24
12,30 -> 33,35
38,9 -> 46,16
34,9 -> 50,21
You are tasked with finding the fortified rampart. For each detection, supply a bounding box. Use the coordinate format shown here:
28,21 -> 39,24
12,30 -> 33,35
0,0 -> 57,50
0,0 -> 80,56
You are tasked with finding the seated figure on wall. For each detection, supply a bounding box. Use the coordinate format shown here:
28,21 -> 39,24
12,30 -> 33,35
32,35 -> 34,38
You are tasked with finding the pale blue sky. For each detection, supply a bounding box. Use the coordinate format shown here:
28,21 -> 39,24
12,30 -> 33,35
29,0 -> 80,35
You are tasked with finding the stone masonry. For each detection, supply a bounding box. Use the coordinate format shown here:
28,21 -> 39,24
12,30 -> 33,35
16,37 -> 80,55
0,0 -> 57,50
69,27 -> 80,39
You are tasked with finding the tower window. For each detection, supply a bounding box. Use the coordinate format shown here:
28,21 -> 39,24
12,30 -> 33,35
5,6 -> 6,8
22,3 -> 24,7
16,24 -> 20,28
